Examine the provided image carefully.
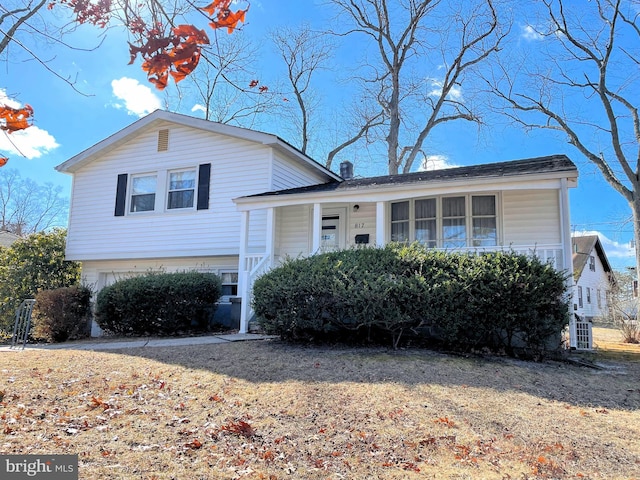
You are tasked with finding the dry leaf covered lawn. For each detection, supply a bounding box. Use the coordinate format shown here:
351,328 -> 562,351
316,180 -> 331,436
1,328 -> 639,479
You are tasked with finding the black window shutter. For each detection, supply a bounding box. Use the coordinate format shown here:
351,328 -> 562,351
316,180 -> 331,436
197,163 -> 211,210
114,173 -> 128,216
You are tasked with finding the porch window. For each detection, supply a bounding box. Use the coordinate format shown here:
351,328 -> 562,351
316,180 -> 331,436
391,201 -> 410,242
415,198 -> 437,247
442,196 -> 466,248
390,194 -> 498,248
471,196 -> 497,246
130,175 -> 157,212
167,169 -> 196,209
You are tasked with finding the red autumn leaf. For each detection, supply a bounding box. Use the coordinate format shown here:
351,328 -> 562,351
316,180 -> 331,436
249,79 -> 259,88
0,104 -> 34,133
219,420 -> 254,438
0,157 -> 8,168
184,439 -> 203,449
201,0 -> 249,33
259,85 -> 268,93
129,24 -> 210,90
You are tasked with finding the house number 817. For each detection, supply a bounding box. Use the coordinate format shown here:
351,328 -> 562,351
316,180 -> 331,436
354,223 -> 365,229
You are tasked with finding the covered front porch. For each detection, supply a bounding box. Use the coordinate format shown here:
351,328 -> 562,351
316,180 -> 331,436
232,156 -> 578,345
235,198 -> 571,337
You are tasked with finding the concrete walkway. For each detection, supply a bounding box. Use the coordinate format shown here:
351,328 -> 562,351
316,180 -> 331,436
1,333 -> 275,352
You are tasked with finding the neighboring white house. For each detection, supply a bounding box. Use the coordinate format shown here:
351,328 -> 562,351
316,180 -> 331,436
571,235 -> 615,320
56,110 -> 580,345
569,235 -> 615,349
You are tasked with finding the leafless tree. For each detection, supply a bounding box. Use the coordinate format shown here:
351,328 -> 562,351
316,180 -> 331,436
327,0 -> 507,174
0,168 -> 68,235
271,25 -> 333,155
485,0 -> 640,310
176,31 -> 278,127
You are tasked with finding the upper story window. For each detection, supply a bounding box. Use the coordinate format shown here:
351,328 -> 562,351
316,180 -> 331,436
130,175 -> 157,213
167,169 -> 196,210
114,164 -> 210,217
390,194 -> 497,248
589,255 -> 596,271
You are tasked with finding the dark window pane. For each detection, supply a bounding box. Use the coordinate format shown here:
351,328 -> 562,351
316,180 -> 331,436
168,190 -> 194,209
130,193 -> 155,212
442,197 -> 465,217
415,198 -> 436,219
391,201 -> 409,221
391,222 -> 409,242
472,195 -> 495,216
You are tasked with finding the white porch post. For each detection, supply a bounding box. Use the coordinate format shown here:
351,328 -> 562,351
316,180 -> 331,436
312,203 -> 322,253
376,201 -> 386,246
560,178 -> 578,348
266,207 -> 275,260
238,210 -> 250,334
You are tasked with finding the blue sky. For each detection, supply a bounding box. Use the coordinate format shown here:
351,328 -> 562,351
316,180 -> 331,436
0,0 -> 635,269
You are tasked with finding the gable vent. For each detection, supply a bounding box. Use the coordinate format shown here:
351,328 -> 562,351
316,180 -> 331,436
157,129 -> 169,152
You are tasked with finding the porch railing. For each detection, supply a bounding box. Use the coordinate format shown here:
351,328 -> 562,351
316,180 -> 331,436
239,253 -> 271,332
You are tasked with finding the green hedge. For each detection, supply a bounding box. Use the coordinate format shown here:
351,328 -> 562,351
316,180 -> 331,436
32,285 -> 92,343
253,244 -> 570,356
95,272 -> 222,335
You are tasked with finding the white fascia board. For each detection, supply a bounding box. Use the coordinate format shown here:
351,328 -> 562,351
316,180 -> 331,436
234,171 -> 577,211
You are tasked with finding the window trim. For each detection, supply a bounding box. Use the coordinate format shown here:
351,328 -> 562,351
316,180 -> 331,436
390,193 -> 499,248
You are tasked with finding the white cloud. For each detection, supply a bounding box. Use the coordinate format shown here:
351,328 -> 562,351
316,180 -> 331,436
191,104 -> 206,114
522,25 -> 544,41
418,154 -> 460,171
111,77 -> 162,117
573,230 -> 636,269
427,79 -> 463,101
0,89 -> 59,159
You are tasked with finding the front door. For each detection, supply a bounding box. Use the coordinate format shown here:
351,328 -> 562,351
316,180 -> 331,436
321,208 -> 346,251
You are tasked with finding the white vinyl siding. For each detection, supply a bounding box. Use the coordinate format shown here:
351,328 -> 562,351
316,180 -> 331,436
65,122 -> 271,260
276,205 -> 311,259
272,154 -> 329,191
502,190 -> 561,245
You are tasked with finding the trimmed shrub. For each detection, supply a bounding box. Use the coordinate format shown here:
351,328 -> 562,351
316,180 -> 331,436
31,285 -> 92,343
253,244 -> 570,356
95,272 -> 222,335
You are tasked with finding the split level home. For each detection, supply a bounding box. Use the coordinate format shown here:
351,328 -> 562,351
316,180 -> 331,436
571,235 -> 616,348
56,110 -> 582,346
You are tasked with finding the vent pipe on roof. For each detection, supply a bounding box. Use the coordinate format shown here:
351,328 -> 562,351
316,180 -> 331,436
340,161 -> 354,180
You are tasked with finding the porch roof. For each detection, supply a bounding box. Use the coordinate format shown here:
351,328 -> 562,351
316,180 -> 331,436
234,154 -> 577,207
